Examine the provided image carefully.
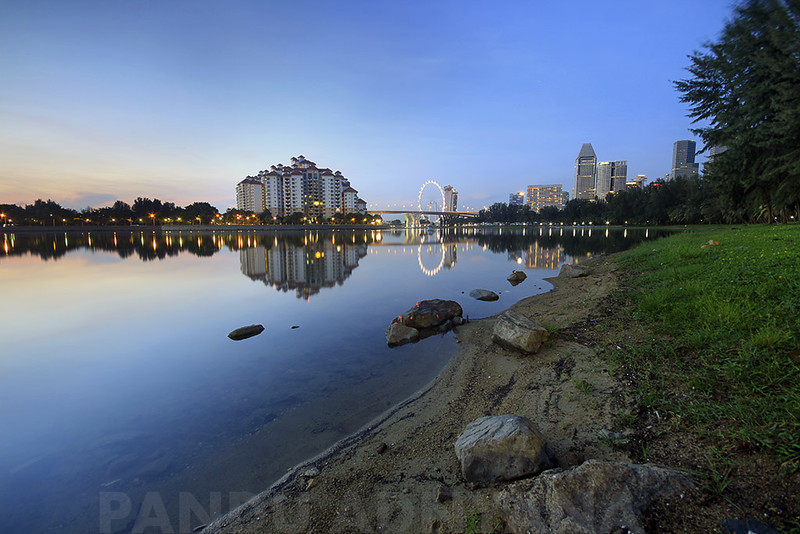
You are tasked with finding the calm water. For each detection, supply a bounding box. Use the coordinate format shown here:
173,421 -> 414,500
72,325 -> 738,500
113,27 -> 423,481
0,226 -> 668,533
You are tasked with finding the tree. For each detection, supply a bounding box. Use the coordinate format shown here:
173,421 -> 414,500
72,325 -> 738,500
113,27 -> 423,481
674,0 -> 800,222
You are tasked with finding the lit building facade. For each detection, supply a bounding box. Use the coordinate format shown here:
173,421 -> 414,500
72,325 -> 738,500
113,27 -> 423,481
235,156 -> 366,217
443,185 -> 458,212
235,177 -> 264,213
526,184 -> 565,211
509,192 -> 525,206
596,160 -> 628,199
671,140 -> 699,180
574,143 -> 597,200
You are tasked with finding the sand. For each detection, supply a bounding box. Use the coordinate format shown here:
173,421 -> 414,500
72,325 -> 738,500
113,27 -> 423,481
203,255 -> 632,533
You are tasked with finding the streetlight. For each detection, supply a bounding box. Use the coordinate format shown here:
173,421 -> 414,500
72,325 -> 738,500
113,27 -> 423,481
150,213 -> 155,226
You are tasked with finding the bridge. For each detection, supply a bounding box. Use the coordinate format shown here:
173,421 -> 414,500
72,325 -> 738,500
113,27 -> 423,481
368,180 -> 480,227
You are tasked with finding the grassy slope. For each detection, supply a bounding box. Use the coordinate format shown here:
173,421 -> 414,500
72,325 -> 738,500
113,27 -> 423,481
618,225 -> 799,466
587,225 -> 800,531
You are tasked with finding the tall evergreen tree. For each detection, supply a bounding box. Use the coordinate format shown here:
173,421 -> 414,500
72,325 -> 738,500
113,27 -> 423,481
674,0 -> 800,222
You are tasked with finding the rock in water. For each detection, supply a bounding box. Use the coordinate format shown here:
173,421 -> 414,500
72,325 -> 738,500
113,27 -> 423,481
496,460 -> 694,534
559,263 -> 589,278
507,270 -> 527,284
392,299 -> 463,329
454,415 -> 555,484
385,323 -> 420,346
227,324 -> 265,340
469,289 -> 500,301
492,310 -> 549,354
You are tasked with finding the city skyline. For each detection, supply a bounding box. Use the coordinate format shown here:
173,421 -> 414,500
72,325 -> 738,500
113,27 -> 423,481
1,1 -> 731,211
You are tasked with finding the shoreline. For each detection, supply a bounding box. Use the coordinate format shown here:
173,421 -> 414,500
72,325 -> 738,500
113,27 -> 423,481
203,253 -> 632,533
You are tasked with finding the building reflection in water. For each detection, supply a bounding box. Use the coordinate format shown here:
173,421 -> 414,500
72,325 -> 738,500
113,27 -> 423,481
239,233 -> 368,300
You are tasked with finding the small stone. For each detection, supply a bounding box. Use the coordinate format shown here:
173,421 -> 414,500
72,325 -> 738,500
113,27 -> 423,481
435,485 -> 452,503
377,442 -> 388,454
302,467 -> 320,477
469,289 -> 499,302
291,325 -> 300,329
305,478 -> 318,491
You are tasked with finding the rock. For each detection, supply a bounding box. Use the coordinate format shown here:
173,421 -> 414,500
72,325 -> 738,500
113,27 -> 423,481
492,310 -> 549,354
376,442 -> 388,454
392,299 -> 463,330
598,429 -> 627,442
435,485 -> 452,503
469,289 -> 499,301
721,518 -> 781,534
385,322 -> 420,346
507,270 -> 527,285
454,415 -> 555,484
451,316 -> 464,326
559,264 -> 589,278
496,460 -> 694,534
227,324 -> 265,340
302,467 -> 320,478
305,478 -> 318,491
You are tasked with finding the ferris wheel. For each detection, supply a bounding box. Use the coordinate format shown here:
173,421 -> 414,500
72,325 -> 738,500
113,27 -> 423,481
418,180 -> 446,222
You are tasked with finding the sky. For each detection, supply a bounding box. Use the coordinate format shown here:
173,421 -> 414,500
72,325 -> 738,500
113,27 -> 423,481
0,0 -> 735,212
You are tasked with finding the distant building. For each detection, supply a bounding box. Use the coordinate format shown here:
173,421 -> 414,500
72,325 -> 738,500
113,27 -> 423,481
626,174 -> 647,190
509,192 -> 525,206
561,190 -> 570,205
236,156 -> 366,218
443,185 -> 458,212
574,143 -> 597,200
527,184 -> 565,212
596,160 -> 628,199
704,145 -> 729,174
235,177 -> 264,213
671,140 -> 699,180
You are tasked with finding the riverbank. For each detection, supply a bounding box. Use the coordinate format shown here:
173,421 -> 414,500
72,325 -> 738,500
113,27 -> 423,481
203,254 -> 641,533
202,225 -> 800,533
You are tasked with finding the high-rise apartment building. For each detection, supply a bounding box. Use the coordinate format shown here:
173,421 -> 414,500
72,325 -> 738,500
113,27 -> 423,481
527,184 -> 565,211
574,143 -> 597,200
671,140 -> 699,180
596,161 -> 628,198
235,156 -> 366,217
235,177 -> 264,214
509,192 -> 524,206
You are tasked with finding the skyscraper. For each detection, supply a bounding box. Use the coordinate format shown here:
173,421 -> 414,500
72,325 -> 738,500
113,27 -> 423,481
443,185 -> 458,212
574,143 -> 597,200
671,140 -> 699,180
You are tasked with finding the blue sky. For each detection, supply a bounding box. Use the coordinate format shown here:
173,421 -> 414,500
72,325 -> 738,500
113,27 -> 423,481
1,0 -> 734,211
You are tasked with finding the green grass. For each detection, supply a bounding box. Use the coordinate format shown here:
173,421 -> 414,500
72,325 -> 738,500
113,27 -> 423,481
615,224 -> 800,468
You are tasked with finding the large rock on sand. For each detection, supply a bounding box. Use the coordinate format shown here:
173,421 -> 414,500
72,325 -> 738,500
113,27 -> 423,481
392,299 -> 463,329
496,460 -> 694,534
559,263 -> 589,278
492,310 -> 549,354
454,415 -> 555,484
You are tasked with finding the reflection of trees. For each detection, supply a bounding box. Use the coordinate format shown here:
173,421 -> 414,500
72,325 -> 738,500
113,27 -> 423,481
0,230 -> 381,263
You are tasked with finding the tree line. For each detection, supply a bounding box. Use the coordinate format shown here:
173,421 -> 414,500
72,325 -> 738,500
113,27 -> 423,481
481,0 -> 799,227
0,198 -> 382,227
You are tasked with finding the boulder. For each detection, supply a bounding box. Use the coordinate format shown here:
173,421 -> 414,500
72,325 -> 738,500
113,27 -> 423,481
392,299 -> 463,329
492,310 -> 549,354
559,264 -> 589,278
469,289 -> 499,301
385,322 -> 420,346
227,324 -> 265,340
496,460 -> 694,534
454,415 -> 555,484
507,270 -> 527,284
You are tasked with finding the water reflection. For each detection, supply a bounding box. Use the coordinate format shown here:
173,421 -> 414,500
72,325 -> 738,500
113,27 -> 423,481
2,227 -> 673,297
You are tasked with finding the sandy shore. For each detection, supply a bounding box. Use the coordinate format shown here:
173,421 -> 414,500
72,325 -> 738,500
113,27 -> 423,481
204,255 -> 631,533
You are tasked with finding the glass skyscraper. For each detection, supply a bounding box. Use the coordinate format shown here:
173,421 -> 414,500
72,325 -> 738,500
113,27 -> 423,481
574,143 -> 597,200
